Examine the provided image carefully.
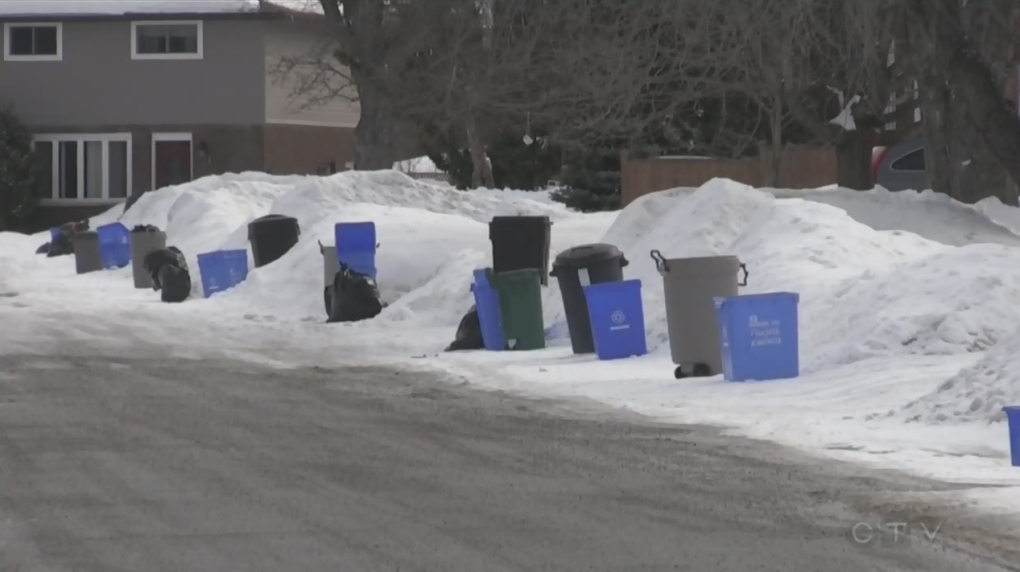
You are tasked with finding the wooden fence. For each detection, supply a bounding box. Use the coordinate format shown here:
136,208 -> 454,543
620,145 -> 838,206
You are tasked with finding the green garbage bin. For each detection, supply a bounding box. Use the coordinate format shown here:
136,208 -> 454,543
489,267 -> 546,350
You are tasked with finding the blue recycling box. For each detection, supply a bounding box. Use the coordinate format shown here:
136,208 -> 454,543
471,268 -> 505,351
49,226 -> 62,242
197,249 -> 250,298
335,222 -> 377,279
1003,406 -> 1020,467
583,279 -> 648,361
95,222 -> 131,269
714,292 -> 800,382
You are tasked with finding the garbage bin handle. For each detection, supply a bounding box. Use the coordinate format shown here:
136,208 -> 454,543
649,249 -> 667,272
739,262 -> 749,286
620,255 -> 629,268
318,240 -> 325,254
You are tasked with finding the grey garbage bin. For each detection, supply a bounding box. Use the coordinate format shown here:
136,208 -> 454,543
550,243 -> 629,354
130,227 -> 167,288
320,243 -> 339,317
73,231 -> 103,275
650,249 -> 748,379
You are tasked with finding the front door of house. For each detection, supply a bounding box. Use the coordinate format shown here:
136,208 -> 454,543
154,139 -> 193,190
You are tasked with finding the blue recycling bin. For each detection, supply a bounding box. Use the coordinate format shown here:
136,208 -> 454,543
1003,406 -> 1020,467
335,222 -> 377,278
197,249 -> 249,298
583,279 -> 648,361
95,222 -> 131,269
49,226 -> 61,242
714,292 -> 800,382
471,268 -> 505,351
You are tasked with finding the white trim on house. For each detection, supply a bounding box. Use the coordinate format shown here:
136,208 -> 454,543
31,133 -> 133,204
151,132 -> 194,190
265,119 -> 358,129
2,22 -> 63,62
130,20 -> 204,60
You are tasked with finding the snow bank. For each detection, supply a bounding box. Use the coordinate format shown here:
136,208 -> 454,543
15,170 -> 1020,447
901,329 -> 1020,425
596,179 -> 1020,368
15,169 -> 1020,499
88,170 -> 571,323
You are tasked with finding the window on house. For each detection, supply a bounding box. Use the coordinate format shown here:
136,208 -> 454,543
890,149 -> 925,172
132,21 -> 202,59
3,23 -> 61,60
32,134 -> 132,201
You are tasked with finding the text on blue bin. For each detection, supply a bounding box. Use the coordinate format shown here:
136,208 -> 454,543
714,292 -> 800,382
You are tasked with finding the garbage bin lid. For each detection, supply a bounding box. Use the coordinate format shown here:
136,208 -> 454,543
490,215 -> 552,226
553,243 -> 624,268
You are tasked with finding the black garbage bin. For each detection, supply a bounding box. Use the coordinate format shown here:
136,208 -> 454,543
489,215 -> 552,286
248,214 -> 301,268
550,243 -> 629,354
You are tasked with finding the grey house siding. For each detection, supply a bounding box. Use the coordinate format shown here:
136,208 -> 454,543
0,19 -> 266,126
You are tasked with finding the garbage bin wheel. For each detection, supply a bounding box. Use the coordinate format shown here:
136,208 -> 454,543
692,363 -> 711,377
674,366 -> 685,379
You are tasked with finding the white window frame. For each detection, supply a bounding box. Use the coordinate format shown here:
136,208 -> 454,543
151,132 -> 194,190
3,22 -> 63,62
130,20 -> 203,61
31,133 -> 133,205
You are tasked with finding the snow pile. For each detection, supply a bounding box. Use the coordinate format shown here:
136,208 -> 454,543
52,173 -> 1020,372
92,170 -> 570,323
19,171 -> 1020,420
901,329 -> 1020,425
595,179 -> 1020,370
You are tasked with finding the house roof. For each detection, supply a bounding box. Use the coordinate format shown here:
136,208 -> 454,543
0,0 -> 322,22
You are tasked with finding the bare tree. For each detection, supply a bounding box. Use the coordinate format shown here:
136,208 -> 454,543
267,0 -> 447,169
898,0 -> 1020,204
272,0 -> 764,187
699,0 -> 912,189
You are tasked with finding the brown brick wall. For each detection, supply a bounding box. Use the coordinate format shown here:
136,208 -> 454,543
263,123 -> 356,175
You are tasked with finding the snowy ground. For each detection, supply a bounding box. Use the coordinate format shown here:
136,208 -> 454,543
4,171 -> 1020,520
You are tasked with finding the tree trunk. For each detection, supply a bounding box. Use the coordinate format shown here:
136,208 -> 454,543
465,113 -> 495,188
834,130 -> 873,190
908,0 -> 1020,203
351,79 -> 399,170
915,67 -> 960,197
768,95 -> 783,187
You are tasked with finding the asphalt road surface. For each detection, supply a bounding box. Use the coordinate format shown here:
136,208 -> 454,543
0,352 -> 1017,572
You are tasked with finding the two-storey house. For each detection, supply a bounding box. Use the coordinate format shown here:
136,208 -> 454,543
0,0 -> 361,231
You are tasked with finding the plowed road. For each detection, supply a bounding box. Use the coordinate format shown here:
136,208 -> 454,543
0,352 -> 1015,571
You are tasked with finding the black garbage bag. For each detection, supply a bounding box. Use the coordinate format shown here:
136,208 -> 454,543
444,305 -> 484,351
132,224 -> 161,233
327,262 -> 383,323
36,242 -> 51,255
158,265 -> 192,303
46,220 -> 89,257
143,246 -> 192,303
